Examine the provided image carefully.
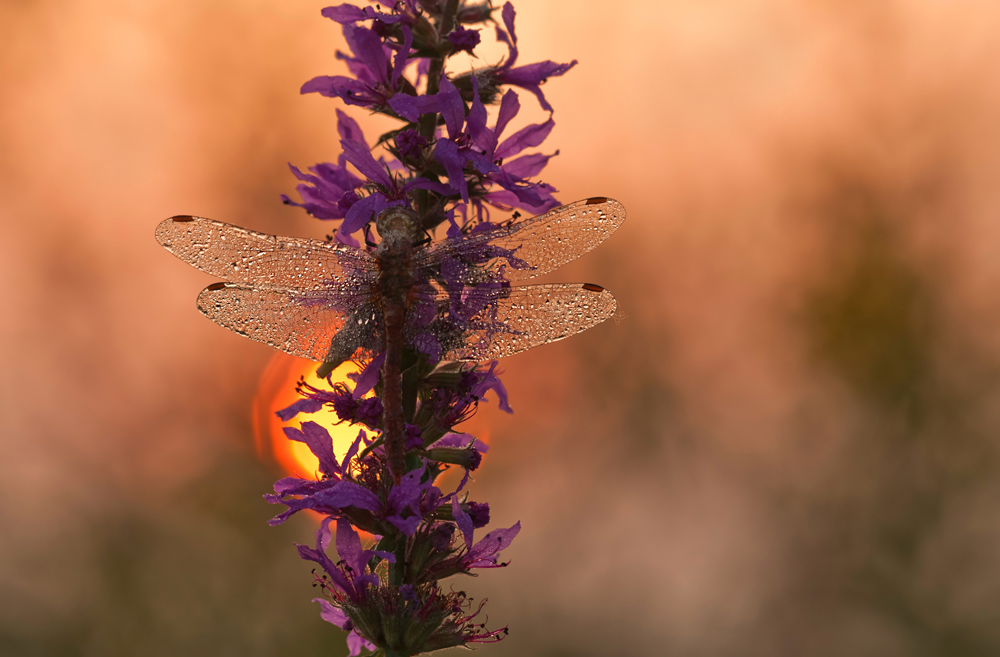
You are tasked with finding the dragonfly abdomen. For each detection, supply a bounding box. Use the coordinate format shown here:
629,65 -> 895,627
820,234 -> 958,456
375,206 -> 421,484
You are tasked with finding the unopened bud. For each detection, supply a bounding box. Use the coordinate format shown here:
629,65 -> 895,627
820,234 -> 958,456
425,446 -> 482,470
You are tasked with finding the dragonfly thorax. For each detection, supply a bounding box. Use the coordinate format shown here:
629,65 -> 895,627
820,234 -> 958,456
375,206 -> 420,250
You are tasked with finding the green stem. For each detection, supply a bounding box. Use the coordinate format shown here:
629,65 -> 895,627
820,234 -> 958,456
390,540 -> 407,586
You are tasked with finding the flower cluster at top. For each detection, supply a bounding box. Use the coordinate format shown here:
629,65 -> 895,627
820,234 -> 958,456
268,1 -> 575,655
281,0 -> 575,246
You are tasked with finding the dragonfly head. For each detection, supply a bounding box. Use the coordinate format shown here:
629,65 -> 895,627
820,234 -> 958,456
376,206 -> 421,248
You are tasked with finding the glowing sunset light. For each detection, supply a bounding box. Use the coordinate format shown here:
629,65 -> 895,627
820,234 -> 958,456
252,351 -> 495,483
252,352 -> 364,480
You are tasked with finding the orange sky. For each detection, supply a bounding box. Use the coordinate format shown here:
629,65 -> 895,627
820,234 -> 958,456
6,1 -> 1000,654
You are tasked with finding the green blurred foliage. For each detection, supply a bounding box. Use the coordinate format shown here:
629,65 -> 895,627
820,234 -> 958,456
0,455 -> 350,657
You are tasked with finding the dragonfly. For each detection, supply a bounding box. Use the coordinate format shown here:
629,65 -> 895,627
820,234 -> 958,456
156,197 -> 626,481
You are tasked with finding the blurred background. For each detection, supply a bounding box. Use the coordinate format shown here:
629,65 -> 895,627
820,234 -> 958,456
5,0 -> 1000,655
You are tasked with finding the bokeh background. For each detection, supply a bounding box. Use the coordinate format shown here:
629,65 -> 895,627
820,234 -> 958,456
6,0 -> 1000,655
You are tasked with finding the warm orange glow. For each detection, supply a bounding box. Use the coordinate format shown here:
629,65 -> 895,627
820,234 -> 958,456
253,351 -> 495,485
252,352 -> 365,480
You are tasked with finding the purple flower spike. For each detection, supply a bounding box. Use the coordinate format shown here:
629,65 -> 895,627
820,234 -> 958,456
266,1 -> 586,651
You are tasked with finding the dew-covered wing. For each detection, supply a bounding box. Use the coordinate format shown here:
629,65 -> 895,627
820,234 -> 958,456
196,283 -> 380,362
412,198 -> 625,282
156,216 -> 378,291
416,283 -> 617,361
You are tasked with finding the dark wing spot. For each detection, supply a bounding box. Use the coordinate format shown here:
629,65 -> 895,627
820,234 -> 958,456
586,197 -> 608,205
206,282 -> 228,291
582,283 -> 604,292
170,216 -> 195,222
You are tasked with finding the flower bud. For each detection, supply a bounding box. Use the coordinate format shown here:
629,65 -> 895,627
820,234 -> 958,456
425,446 -> 482,470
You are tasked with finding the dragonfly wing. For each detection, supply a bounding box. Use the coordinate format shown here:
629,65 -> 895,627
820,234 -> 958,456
423,283 -> 618,361
156,216 -> 378,290
412,198 -> 625,282
196,283 -> 379,362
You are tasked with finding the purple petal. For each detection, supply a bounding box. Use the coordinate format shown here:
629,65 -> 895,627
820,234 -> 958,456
466,76 -> 495,154
430,432 -> 490,453
300,74 -> 338,95
470,363 -> 513,413
341,193 -> 389,242
388,92 -> 438,122
335,108 -> 365,143
437,77 -> 465,140
350,351 -> 386,399
502,2 -> 517,47
275,397 -> 326,421
314,480 -> 381,512
391,26 -> 413,86
434,139 -> 468,202
452,496 -> 474,548
501,151 -> 558,179
387,514 -> 422,535
466,150 -> 499,175
321,4 -> 367,24
341,428 -> 366,472
467,521 -> 520,564
368,548 -> 395,563
497,60 -> 578,112
301,75 -> 369,101
289,421 -> 340,476
485,179 -> 559,213
346,630 -> 376,657
346,25 -> 389,85
336,517 -> 365,576
387,468 -> 424,510
496,2 -> 518,67
272,476 -> 316,495
318,515 -> 335,551
496,118 -> 554,161
340,138 -> 392,188
314,599 -> 350,629
494,90 -> 520,140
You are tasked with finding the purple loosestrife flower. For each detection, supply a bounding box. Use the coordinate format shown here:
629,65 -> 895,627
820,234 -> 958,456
265,0 -> 585,653
301,18 -> 415,110
490,3 -> 577,112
